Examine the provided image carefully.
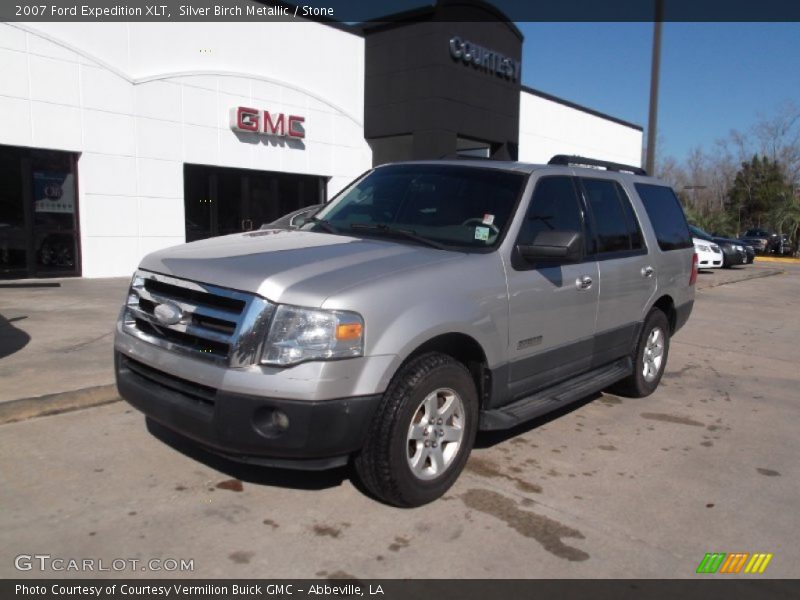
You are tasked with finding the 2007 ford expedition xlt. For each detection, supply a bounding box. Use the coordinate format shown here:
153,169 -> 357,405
115,155 -> 695,507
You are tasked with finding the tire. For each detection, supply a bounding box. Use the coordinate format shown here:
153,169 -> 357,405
609,309 -> 670,398
354,352 -> 478,507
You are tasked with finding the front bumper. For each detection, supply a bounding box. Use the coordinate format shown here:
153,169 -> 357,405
696,250 -> 723,268
116,352 -> 382,469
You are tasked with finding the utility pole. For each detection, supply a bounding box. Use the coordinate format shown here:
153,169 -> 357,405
645,0 -> 664,175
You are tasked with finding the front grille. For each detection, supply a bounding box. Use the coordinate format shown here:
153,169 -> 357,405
122,270 -> 274,367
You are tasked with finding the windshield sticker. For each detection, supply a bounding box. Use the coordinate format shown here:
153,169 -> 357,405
475,226 -> 490,241
482,213 -> 495,225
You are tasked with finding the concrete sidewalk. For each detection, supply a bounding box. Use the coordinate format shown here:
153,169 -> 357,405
0,277 -> 128,411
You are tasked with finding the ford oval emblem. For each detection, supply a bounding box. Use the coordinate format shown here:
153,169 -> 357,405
153,302 -> 183,325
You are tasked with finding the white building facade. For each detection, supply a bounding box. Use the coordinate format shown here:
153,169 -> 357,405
518,87 -> 643,167
0,16 -> 642,279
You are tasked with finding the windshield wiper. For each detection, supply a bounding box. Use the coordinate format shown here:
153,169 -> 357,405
349,223 -> 447,250
306,216 -> 338,234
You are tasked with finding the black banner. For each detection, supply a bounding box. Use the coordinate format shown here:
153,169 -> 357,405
3,0 -> 800,23
4,580 -> 800,600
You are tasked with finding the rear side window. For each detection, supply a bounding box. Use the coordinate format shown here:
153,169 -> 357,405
634,183 -> 693,251
581,178 -> 642,254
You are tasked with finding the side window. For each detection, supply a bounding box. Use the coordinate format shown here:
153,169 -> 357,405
616,183 -> 644,250
582,178 -> 636,254
634,183 -> 693,251
517,176 -> 583,247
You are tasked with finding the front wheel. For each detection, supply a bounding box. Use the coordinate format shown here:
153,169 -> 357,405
354,352 -> 478,507
609,309 -> 670,398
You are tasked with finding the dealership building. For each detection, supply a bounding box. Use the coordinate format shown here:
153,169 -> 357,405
0,1 -> 643,279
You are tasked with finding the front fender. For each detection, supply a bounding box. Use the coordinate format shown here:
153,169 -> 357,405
322,252 -> 509,394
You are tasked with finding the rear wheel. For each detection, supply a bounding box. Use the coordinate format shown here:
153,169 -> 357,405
609,308 -> 670,398
354,352 -> 478,507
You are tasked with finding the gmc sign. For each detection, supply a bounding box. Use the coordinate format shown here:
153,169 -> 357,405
231,107 -> 305,139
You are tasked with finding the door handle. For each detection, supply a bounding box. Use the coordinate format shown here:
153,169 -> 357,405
641,265 -> 655,278
575,275 -> 593,290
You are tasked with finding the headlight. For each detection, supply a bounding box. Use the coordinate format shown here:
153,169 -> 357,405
261,305 -> 364,366
735,245 -> 744,251
695,243 -> 710,252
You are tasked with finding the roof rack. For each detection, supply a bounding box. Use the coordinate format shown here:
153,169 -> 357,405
438,153 -> 495,161
548,155 -> 647,176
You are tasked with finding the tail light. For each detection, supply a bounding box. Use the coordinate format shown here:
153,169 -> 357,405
689,252 -> 698,286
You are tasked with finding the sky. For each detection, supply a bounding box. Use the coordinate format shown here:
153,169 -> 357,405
517,22 -> 800,164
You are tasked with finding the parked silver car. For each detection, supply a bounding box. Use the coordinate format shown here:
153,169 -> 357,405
115,156 -> 696,506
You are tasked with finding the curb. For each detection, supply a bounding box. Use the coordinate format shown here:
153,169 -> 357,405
0,384 -> 120,425
755,256 -> 800,264
698,267 -> 784,290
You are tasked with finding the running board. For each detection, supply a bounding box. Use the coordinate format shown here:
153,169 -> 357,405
479,357 -> 632,431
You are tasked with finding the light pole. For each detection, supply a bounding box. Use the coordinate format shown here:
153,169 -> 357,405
645,0 -> 664,175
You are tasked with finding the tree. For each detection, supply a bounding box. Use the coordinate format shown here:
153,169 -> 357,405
682,204 -> 736,237
728,155 -> 793,230
753,101 -> 800,184
771,192 -> 800,254
655,103 -> 800,239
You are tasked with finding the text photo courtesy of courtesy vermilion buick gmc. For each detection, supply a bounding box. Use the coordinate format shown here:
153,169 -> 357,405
115,155 -> 696,507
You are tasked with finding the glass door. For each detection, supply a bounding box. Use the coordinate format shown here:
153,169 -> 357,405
30,151 -> 80,277
0,146 -> 27,278
183,164 -> 215,242
0,144 -> 80,279
183,164 -> 327,242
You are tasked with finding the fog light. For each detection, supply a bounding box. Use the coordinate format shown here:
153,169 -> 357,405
253,407 -> 290,438
271,410 -> 290,431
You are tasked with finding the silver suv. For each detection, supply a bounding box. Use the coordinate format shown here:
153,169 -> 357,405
115,156 -> 696,507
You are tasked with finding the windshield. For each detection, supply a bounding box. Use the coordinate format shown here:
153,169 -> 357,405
308,164 -> 527,250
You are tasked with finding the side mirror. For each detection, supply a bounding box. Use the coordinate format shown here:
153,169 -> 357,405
292,216 -> 308,228
517,230 -> 583,263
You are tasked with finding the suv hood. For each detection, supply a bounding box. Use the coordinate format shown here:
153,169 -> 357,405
139,229 -> 460,306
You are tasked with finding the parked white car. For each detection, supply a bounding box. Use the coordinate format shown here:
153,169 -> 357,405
694,237 -> 723,268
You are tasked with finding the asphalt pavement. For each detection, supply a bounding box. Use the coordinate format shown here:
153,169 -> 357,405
0,261 -> 798,579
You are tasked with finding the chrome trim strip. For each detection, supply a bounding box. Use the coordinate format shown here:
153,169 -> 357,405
231,297 -> 274,367
137,287 -> 241,323
137,269 -> 253,302
127,306 -> 234,345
